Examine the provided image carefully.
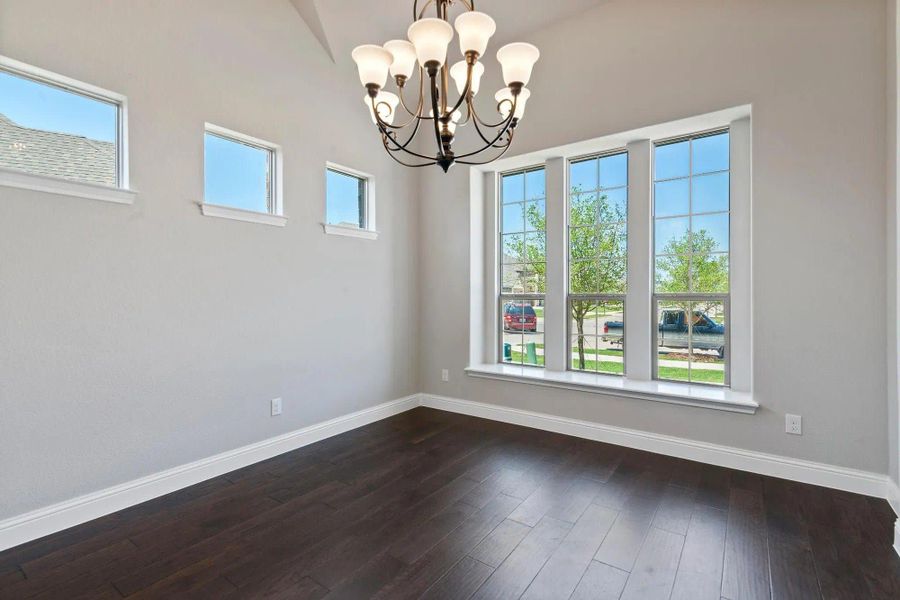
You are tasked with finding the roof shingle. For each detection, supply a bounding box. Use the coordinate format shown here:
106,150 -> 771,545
0,113 -> 116,186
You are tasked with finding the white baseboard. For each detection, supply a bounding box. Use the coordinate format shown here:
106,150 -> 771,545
889,480 -> 900,558
894,519 -> 900,558
420,394 -> 891,500
0,394 -> 419,553
2,391 -> 896,555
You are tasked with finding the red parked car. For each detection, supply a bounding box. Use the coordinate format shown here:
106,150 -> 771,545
503,303 -> 538,332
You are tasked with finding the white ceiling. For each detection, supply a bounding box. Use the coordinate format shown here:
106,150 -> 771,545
291,0 -> 605,62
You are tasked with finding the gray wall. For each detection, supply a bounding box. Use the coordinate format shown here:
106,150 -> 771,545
0,0 -> 893,523
0,0 -> 419,519
888,0 -> 900,491
420,0 -> 890,474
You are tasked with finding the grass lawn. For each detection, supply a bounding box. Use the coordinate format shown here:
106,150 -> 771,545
508,350 -> 545,366
510,347 -> 725,385
570,357 -> 725,385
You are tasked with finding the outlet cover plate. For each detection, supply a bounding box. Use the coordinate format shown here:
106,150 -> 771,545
785,413 -> 802,435
271,397 -> 283,417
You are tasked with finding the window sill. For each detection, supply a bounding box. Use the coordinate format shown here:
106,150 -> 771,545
323,224 -> 378,240
0,167 -> 136,205
465,364 -> 758,414
199,203 -> 287,227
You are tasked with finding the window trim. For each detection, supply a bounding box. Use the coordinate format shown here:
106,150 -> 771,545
468,106 -> 754,412
498,165 -> 547,369
566,148 -> 630,377
651,128 -> 731,387
200,123 -> 284,226
323,161 -> 377,239
0,54 -> 133,202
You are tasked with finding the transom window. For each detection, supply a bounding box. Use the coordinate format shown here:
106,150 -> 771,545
568,151 -> 628,375
0,61 -> 122,187
500,167 -> 546,367
326,166 -> 369,230
653,130 -> 730,385
204,125 -> 277,215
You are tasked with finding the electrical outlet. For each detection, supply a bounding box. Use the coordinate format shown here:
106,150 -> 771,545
785,414 -> 802,435
441,369 -> 449,382
271,397 -> 283,417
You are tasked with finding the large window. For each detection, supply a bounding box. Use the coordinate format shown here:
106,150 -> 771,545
653,130 -> 730,385
500,167 -> 546,367
568,151 -> 628,375
204,125 -> 277,215
0,60 -> 122,187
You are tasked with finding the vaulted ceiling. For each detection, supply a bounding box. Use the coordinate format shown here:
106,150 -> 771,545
289,0 -> 605,62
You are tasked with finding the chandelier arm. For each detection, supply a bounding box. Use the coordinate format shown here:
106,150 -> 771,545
381,88 -> 423,130
380,114 -> 426,154
470,97 -> 516,129
428,72 -> 447,158
370,98 -> 407,131
452,110 -> 517,161
444,61 -> 474,118
470,104 -> 512,148
379,126 -> 438,161
397,67 -> 428,119
457,140 -> 515,166
381,137 -> 436,168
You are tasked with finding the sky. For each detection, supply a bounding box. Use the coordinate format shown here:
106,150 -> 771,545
326,169 -> 364,227
0,70 -> 117,142
204,133 -> 270,213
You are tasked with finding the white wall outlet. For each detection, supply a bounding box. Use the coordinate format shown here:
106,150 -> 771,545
441,369 -> 449,382
785,413 -> 802,435
271,397 -> 283,417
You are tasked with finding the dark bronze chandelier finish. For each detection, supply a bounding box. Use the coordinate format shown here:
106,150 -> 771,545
356,0 -> 537,172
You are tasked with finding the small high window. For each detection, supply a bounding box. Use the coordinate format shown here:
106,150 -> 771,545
204,125 -> 278,215
326,167 -> 368,230
0,58 -> 123,188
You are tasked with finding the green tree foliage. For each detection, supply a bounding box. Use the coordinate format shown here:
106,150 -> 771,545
656,230 -> 728,314
568,189 -> 626,369
502,188 -> 728,370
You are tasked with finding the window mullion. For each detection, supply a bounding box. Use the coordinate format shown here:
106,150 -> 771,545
625,139 -> 652,380
544,157 -> 567,372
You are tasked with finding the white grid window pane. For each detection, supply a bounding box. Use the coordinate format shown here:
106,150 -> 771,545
499,167 -> 546,368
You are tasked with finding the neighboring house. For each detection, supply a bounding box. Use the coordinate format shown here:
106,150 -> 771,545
0,113 -> 115,186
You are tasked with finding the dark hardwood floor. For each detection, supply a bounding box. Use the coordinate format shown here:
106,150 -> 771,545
2,407 -> 899,599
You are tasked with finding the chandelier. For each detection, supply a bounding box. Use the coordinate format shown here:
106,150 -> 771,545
350,0 -> 539,172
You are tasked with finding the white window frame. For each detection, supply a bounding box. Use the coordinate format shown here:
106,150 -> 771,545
199,123 -> 285,227
323,162 -> 377,240
498,165 -> 547,368
566,149 -> 629,377
651,128 -> 732,388
467,106 -> 756,413
0,55 -> 134,205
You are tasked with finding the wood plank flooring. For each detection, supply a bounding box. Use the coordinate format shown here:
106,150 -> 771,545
1,407 -> 899,599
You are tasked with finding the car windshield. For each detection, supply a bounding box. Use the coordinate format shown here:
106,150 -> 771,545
506,304 -> 536,316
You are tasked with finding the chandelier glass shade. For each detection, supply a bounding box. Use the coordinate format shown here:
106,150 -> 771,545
351,0 -> 540,172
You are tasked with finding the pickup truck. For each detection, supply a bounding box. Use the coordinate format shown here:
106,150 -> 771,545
603,309 -> 725,358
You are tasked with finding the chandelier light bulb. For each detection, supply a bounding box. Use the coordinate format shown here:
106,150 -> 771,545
364,91 -> 400,125
496,42 -> 540,86
352,2 -> 537,171
450,61 -> 485,96
383,40 -> 417,79
495,87 -> 531,120
351,44 -> 394,87
407,18 -> 454,68
454,11 -> 496,57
